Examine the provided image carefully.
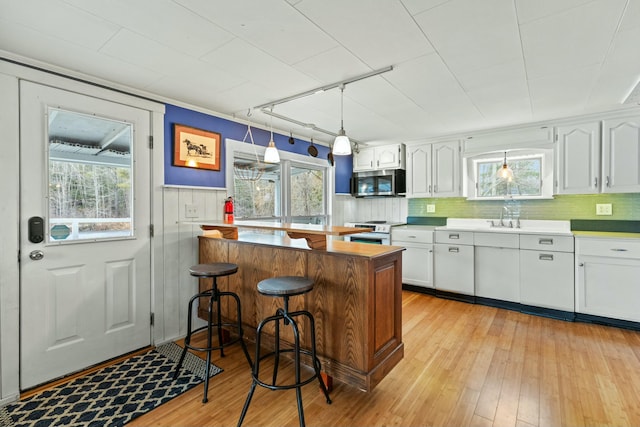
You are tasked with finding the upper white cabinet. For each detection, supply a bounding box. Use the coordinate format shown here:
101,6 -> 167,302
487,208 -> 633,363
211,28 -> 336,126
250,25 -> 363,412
555,121 -> 601,194
407,140 -> 460,198
353,143 -> 405,172
602,115 -> 640,193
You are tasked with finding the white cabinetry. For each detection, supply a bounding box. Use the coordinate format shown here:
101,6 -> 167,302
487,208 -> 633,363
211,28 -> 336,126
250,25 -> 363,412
353,143 -> 405,171
392,226 -> 434,288
474,232 -> 520,302
434,230 -> 474,295
406,140 -> 460,198
602,115 -> 640,193
519,234 -> 574,312
555,121 -> 601,194
576,236 -> 640,323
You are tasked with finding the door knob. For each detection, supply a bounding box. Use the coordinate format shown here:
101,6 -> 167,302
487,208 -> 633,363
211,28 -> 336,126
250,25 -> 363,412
29,250 -> 44,261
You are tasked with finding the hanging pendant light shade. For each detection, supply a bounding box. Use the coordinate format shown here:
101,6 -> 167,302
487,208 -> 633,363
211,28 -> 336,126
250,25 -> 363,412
497,151 -> 514,181
264,109 -> 280,164
332,85 -> 351,155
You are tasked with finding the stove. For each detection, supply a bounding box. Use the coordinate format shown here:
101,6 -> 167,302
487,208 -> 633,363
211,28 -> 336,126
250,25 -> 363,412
343,220 -> 406,244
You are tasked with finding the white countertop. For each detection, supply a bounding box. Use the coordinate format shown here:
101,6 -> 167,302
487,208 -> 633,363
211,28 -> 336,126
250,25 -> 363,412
436,218 -> 573,236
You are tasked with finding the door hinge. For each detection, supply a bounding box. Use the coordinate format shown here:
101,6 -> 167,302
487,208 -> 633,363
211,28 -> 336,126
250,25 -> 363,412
150,224 -> 154,237
18,249 -> 21,264
148,135 -> 153,149
150,312 -> 155,326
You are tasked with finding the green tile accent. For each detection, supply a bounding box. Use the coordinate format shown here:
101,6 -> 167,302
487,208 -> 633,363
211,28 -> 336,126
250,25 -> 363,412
406,216 -> 447,226
570,219 -> 640,232
408,193 -> 640,221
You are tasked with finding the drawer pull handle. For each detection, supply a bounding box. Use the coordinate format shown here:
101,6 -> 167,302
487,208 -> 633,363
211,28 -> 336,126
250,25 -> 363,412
611,248 -> 628,252
539,254 -> 554,261
449,233 -> 460,239
539,238 -> 553,245
448,247 -> 460,253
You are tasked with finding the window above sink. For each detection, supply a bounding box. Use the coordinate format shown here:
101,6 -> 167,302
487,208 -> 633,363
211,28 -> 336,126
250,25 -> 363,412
464,148 -> 554,200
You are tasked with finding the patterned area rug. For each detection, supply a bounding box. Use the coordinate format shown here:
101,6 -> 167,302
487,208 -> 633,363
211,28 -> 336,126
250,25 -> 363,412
0,342 -> 222,427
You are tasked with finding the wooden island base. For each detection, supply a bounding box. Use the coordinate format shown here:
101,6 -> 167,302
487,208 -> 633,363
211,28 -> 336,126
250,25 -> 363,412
197,234 -> 404,392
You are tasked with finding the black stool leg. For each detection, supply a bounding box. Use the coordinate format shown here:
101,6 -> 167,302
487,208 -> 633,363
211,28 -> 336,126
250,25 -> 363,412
290,313 -> 306,427
272,312 -> 281,385
173,292 -> 201,379
201,290 -> 217,403
226,291 -> 253,367
305,311 -> 332,403
238,318 -> 267,427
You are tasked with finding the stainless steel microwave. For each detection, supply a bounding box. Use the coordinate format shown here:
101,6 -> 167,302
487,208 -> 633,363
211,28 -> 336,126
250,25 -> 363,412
350,169 -> 406,197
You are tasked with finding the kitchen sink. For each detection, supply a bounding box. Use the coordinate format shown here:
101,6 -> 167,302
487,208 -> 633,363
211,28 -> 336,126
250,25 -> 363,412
437,218 -> 572,235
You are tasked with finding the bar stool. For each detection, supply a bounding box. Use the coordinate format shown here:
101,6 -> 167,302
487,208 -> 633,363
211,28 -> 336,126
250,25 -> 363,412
237,276 -> 332,427
174,262 -> 252,403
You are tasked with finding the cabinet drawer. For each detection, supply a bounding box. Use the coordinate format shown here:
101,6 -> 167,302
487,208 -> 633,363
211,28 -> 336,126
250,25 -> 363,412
435,230 -> 473,245
474,232 -> 519,248
576,237 -> 640,258
392,227 -> 433,243
519,234 -> 574,252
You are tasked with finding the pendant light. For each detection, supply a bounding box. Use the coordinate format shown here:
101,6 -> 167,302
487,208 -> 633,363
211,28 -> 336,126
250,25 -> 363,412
497,151 -> 514,181
264,108 -> 280,163
332,84 -> 351,155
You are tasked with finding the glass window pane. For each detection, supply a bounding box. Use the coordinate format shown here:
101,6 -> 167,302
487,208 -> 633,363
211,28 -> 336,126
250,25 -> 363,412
476,155 -> 542,198
291,165 -> 325,224
233,158 -> 281,220
48,108 -> 133,242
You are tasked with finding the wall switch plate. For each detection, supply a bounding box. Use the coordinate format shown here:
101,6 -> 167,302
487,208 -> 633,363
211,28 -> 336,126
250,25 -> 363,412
185,203 -> 199,218
596,203 -> 612,215
426,204 -> 436,213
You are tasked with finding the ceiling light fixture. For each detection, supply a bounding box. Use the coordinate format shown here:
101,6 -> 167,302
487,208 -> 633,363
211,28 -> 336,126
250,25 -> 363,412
497,151 -> 514,181
332,85 -> 351,156
263,107 -> 280,163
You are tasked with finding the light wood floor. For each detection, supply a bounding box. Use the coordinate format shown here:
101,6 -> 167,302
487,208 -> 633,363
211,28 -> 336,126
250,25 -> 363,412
129,291 -> 640,427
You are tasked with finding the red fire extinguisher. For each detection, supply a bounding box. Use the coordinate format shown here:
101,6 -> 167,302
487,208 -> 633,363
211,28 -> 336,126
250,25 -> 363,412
224,196 -> 234,223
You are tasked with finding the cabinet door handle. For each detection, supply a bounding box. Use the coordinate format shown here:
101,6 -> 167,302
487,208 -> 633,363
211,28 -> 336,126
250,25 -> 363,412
606,176 -> 610,187
594,177 -> 598,187
448,247 -> 460,253
449,233 -> 460,239
579,262 -> 584,267
611,248 -> 628,252
539,254 -> 554,261
539,238 -> 553,245
434,185 -> 438,193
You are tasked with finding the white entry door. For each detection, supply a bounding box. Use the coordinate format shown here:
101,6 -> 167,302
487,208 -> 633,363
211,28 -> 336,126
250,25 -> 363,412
20,81 -> 152,389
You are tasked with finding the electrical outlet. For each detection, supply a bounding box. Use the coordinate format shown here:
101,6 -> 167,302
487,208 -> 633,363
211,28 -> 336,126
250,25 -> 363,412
426,204 -> 436,213
185,203 -> 199,218
596,203 -> 612,216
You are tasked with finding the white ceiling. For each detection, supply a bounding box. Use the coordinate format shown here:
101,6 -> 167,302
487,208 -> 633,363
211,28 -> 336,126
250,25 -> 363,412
1,0 -> 639,147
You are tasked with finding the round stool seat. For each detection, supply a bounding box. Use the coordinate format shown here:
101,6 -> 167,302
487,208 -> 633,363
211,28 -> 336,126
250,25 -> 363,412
189,263 -> 238,278
257,276 -> 314,297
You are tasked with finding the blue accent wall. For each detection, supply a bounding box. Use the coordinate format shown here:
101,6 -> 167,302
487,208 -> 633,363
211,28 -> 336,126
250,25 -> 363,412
164,104 -> 352,193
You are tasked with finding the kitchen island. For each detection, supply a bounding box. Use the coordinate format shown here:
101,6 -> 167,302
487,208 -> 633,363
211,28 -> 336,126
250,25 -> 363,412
195,221 -> 404,392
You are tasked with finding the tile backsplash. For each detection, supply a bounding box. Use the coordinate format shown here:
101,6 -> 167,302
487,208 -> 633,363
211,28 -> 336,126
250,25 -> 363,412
409,193 -> 640,221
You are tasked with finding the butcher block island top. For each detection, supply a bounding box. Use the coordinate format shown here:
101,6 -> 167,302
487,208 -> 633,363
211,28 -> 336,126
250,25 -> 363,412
196,231 -> 404,392
196,220 -> 374,250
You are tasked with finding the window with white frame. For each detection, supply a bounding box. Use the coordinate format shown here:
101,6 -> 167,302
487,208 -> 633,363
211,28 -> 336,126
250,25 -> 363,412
466,149 -> 553,200
226,139 -> 332,224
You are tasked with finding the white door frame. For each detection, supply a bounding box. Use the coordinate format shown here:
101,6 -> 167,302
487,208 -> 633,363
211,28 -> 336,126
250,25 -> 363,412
0,59 -> 165,401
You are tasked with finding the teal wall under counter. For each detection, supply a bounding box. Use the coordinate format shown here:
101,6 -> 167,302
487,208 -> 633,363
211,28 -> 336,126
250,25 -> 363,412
408,193 -> 640,221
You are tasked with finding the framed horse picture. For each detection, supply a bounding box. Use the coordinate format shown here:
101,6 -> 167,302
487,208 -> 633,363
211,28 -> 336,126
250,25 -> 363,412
173,124 -> 221,171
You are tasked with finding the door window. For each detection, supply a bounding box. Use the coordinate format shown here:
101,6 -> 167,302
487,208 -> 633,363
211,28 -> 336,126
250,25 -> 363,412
47,108 -> 134,242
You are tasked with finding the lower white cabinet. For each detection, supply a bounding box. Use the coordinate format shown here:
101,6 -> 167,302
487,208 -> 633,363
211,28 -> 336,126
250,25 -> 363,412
400,242 -> 433,288
519,234 -> 575,311
576,236 -> 640,322
434,231 -> 474,295
392,226 -> 434,288
520,250 -> 574,311
474,232 -> 520,302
